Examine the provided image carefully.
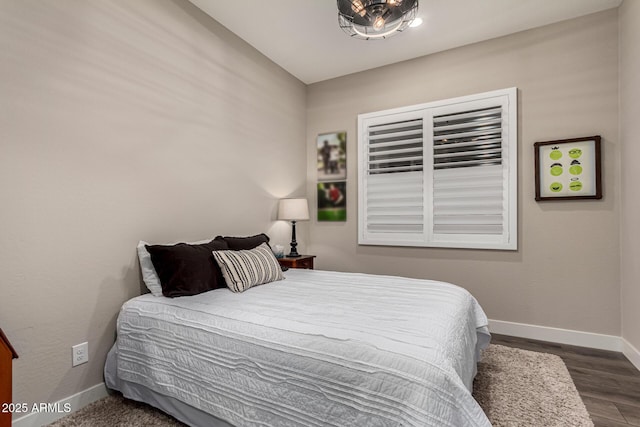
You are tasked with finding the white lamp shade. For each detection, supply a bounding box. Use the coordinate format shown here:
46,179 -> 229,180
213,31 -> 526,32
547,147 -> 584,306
278,198 -> 309,221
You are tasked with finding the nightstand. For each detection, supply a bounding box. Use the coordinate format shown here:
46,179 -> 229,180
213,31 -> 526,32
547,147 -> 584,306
278,255 -> 316,270
0,329 -> 18,427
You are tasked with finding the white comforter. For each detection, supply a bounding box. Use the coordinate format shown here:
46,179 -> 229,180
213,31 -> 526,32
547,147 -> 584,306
111,269 -> 491,427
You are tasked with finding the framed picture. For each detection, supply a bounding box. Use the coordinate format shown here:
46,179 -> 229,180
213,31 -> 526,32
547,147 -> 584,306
317,131 -> 346,182
317,181 -> 346,221
534,135 -> 602,201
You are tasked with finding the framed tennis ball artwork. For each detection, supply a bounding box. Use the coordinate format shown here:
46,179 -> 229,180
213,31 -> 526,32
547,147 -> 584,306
534,136 -> 602,201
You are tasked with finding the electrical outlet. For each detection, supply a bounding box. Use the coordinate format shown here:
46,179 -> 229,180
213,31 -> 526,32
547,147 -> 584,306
72,342 -> 88,367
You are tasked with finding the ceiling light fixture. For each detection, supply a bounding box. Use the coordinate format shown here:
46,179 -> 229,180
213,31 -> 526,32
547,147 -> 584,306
337,0 -> 419,40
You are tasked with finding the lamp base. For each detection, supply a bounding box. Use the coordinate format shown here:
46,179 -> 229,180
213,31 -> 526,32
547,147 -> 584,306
288,220 -> 301,258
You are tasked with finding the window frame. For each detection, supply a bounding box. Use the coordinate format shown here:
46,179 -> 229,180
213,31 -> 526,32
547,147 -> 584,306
357,87 -> 518,250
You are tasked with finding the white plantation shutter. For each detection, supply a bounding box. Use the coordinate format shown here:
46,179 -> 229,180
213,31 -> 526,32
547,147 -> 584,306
432,166 -> 504,235
361,113 -> 426,243
358,88 -> 517,250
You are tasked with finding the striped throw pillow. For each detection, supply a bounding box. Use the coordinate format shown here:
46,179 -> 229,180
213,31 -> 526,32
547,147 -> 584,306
212,243 -> 284,292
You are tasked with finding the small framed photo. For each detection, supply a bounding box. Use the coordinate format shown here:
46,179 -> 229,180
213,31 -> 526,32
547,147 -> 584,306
317,181 -> 346,221
534,136 -> 602,201
317,131 -> 346,182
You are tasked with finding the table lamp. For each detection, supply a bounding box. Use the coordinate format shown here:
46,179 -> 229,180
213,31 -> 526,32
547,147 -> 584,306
277,198 -> 309,258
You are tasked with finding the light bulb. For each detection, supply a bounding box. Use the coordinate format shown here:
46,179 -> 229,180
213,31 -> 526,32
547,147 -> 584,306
351,0 -> 366,17
373,16 -> 385,31
409,17 -> 423,28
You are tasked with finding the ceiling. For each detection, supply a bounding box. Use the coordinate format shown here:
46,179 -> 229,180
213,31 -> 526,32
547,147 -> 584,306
187,0 -> 622,84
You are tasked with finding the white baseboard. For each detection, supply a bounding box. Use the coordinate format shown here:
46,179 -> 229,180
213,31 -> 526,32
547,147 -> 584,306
12,382 -> 108,427
622,338 -> 640,371
489,319 -> 623,352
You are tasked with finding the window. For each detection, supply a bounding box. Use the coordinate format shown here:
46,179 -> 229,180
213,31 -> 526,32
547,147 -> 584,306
358,88 -> 517,250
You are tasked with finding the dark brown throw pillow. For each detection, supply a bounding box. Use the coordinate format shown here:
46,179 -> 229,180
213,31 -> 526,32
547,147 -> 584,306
146,239 -> 229,298
219,233 -> 270,250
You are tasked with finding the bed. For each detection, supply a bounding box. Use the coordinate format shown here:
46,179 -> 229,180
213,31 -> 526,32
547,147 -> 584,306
105,268 -> 491,426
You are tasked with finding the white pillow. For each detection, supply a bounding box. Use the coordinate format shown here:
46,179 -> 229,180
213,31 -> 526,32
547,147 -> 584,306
212,243 -> 284,293
137,239 -> 211,297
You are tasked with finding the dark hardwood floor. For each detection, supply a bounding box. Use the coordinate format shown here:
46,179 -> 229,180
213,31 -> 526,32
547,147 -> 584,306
491,334 -> 640,427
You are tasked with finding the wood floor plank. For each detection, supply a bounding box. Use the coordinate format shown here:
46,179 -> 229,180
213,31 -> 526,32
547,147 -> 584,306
563,354 -> 640,378
574,380 -> 640,407
569,366 -> 640,387
593,415 -> 637,427
616,402 -> 640,426
582,396 -> 627,423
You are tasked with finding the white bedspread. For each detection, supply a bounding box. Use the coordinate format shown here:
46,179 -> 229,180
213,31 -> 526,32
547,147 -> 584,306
111,269 -> 491,427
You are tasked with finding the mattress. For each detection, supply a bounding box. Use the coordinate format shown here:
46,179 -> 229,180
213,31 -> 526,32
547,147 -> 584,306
105,269 -> 491,426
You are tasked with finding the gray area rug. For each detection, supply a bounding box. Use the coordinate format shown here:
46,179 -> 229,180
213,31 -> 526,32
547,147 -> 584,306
474,345 -> 593,427
49,344 -> 593,427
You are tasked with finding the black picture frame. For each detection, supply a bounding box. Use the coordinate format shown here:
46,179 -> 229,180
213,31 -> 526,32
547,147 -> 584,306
534,136 -> 602,201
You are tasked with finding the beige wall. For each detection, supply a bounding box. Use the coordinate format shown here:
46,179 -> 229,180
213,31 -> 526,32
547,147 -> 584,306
307,10 -> 620,335
620,0 -> 640,351
0,0 -> 306,408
